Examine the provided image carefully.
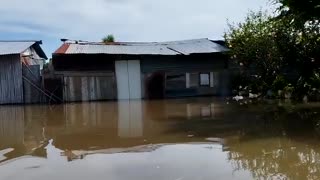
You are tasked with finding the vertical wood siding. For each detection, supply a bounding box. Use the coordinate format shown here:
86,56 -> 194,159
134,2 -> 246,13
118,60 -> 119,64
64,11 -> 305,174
0,55 -> 24,104
23,65 -> 42,104
63,73 -> 116,102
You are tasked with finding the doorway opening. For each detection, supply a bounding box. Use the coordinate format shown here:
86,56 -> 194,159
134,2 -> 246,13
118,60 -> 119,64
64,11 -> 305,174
146,72 -> 165,99
43,78 -> 64,103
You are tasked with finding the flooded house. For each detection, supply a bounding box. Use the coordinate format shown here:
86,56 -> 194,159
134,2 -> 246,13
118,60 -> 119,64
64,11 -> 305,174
0,41 -> 47,104
50,38 -> 230,102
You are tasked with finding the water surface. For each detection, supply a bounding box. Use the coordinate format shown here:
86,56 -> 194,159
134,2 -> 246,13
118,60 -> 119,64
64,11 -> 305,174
1,98 -> 320,180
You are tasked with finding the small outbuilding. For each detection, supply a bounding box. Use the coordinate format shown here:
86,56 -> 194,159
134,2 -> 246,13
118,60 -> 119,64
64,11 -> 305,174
50,38 -> 230,102
0,41 -> 47,104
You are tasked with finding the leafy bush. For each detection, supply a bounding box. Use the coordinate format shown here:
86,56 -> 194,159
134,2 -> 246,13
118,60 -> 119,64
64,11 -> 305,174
272,75 -> 287,92
225,8 -> 319,101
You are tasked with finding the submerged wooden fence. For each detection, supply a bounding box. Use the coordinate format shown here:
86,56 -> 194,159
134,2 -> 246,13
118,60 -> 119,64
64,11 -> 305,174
63,73 -> 116,102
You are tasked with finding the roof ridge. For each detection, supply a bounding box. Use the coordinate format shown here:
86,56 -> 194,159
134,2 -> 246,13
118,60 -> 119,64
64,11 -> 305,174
0,41 -> 46,58
61,38 -> 212,45
0,40 -> 40,42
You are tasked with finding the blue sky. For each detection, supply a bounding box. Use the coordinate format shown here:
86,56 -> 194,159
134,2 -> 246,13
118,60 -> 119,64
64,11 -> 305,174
0,0 -> 273,58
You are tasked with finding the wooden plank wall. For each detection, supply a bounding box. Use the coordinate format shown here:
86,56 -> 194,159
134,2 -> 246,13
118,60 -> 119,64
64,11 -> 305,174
143,71 -> 229,98
22,65 -> 43,104
63,73 -> 116,102
0,55 -> 24,104
140,57 -> 226,73
141,57 -> 231,97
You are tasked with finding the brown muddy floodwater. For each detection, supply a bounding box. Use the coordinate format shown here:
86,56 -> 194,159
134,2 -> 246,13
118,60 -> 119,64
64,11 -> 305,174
1,98 -> 320,180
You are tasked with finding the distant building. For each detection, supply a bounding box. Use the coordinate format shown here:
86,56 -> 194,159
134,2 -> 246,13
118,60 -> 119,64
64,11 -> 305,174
0,41 -> 47,104
50,38 -> 230,102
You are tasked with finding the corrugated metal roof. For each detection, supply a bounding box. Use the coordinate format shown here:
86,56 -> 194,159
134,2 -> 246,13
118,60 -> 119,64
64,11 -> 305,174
57,38 -> 228,56
0,41 -> 37,56
166,39 -> 229,54
66,44 -> 178,55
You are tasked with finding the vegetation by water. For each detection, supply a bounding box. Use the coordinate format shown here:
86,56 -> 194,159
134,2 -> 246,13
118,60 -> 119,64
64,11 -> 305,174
225,0 -> 320,101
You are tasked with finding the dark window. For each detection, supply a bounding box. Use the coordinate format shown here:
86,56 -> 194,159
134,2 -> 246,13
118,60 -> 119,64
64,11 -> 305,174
166,73 -> 186,89
189,73 -> 199,87
200,73 -> 210,86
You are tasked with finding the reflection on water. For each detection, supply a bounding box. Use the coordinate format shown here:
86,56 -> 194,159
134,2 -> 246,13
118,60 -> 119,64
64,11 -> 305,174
118,101 -> 143,138
0,98 -> 320,179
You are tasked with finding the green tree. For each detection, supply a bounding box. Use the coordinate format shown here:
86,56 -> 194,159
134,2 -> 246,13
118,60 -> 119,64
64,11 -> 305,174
275,0 -> 320,99
102,34 -> 115,43
275,0 -> 320,23
225,11 -> 298,93
225,9 -> 320,99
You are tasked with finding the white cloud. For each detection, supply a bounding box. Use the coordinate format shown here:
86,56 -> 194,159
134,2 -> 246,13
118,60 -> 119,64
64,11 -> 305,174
0,0 -> 271,42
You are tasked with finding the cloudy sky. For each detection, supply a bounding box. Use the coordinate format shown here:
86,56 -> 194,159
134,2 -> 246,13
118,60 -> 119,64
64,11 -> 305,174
0,0 -> 272,57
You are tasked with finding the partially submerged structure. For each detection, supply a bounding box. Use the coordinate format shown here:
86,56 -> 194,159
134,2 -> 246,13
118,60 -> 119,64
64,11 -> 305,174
0,41 -> 47,104
50,38 -> 230,102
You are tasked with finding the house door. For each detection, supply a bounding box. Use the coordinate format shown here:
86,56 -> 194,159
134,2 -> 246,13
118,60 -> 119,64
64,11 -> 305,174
146,72 -> 165,99
115,60 -> 142,100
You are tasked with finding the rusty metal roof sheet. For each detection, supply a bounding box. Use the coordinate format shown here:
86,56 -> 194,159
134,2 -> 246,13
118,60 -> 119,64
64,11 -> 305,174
54,43 -> 70,54
56,38 -> 228,56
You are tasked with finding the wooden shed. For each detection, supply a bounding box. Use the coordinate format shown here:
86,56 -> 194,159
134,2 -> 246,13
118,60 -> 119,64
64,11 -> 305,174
51,38 -> 230,102
0,41 -> 47,104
